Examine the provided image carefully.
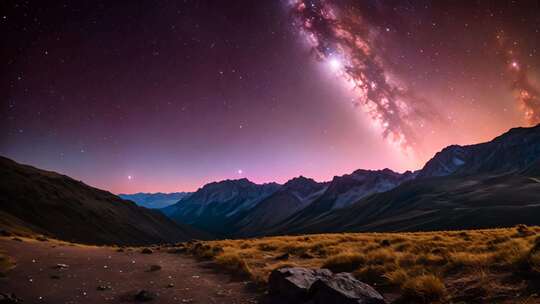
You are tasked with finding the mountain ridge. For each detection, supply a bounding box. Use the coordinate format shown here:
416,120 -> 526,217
0,156 -> 206,245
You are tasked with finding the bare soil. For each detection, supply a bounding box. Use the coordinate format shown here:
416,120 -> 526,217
0,237 -> 261,303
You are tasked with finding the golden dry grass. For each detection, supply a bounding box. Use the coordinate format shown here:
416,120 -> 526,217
181,225 -> 540,303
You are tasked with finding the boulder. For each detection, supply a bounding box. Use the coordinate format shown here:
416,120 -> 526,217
309,272 -> 386,304
268,267 -> 332,302
268,267 -> 385,304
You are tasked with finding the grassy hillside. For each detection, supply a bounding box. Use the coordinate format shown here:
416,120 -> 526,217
0,156 -> 205,245
183,226 -> 540,303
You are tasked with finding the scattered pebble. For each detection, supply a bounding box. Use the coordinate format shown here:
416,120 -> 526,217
148,265 -> 162,272
97,285 -> 112,291
54,263 -> 69,269
0,292 -> 23,303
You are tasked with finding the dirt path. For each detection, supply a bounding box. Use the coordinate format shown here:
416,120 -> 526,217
0,237 -> 262,304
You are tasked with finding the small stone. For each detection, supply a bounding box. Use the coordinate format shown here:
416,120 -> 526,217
50,274 -> 61,280
97,285 -> 112,291
167,283 -> 174,288
54,263 -> 69,269
148,265 -> 162,272
141,248 -> 153,254
11,237 -> 23,242
134,290 -> 156,302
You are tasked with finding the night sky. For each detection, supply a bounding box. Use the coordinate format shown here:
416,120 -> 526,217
2,1 -> 540,193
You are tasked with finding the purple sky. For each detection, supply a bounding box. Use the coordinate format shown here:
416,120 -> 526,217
2,1 -> 539,193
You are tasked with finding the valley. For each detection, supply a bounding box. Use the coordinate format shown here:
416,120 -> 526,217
2,125 -> 540,303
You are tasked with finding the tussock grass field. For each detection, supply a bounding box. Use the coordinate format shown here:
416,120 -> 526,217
183,225 -> 540,303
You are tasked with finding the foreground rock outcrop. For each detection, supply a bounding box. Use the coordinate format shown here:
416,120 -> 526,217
268,267 -> 386,304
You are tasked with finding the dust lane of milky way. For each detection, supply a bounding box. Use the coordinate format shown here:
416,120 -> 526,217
1,1 -> 539,193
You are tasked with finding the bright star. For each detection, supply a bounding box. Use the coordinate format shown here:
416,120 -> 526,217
511,61 -> 519,70
329,58 -> 342,70
237,169 -> 243,175
127,175 -> 133,180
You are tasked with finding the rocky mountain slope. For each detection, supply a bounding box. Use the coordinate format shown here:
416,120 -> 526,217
233,176 -> 327,237
0,156 -> 204,245
164,178 -> 280,235
272,125 -> 540,234
267,169 -> 416,236
418,125 -> 540,178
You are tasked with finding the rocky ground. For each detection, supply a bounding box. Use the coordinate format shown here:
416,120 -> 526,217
0,237 -> 261,303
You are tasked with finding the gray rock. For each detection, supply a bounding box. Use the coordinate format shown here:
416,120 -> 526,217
268,267 -> 385,304
268,267 -> 332,302
309,272 -> 386,304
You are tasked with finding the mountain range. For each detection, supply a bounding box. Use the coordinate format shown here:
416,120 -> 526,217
2,124 -> 540,244
162,124 -> 540,237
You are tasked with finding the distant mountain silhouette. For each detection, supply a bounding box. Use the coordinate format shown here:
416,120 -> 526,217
119,192 -> 191,209
0,156 -> 205,245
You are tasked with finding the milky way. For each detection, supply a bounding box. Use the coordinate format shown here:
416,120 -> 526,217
289,0 -> 439,151
497,31 -> 540,125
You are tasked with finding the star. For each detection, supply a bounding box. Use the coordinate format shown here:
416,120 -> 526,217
328,58 -> 341,70
510,61 -> 519,70
127,175 -> 133,180
237,169 -> 243,175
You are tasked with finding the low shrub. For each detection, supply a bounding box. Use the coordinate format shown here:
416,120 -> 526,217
401,274 -> 446,303
322,252 -> 365,273
215,252 -> 252,278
